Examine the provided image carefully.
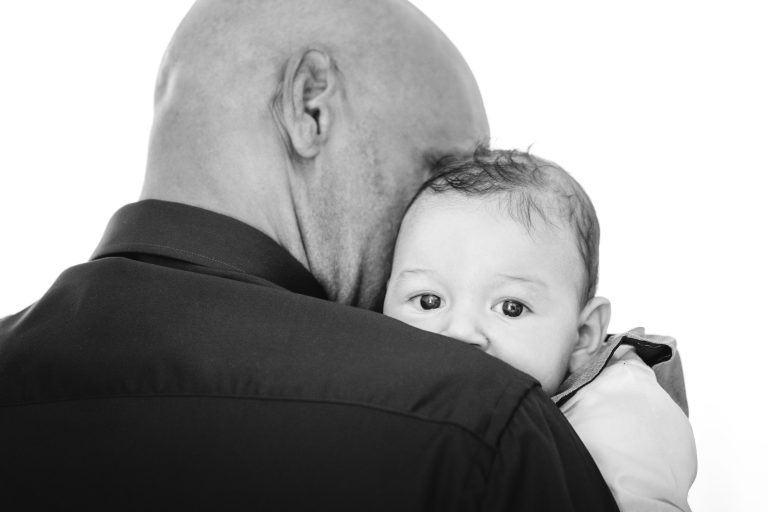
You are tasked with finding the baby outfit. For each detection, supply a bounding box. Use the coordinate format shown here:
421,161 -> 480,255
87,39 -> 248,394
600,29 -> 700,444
555,329 -> 697,512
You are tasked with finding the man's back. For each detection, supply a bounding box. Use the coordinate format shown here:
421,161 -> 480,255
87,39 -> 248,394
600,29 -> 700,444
0,201 -> 617,511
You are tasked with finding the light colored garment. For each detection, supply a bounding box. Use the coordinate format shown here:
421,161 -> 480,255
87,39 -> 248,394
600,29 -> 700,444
560,345 -> 697,511
552,328 -> 688,416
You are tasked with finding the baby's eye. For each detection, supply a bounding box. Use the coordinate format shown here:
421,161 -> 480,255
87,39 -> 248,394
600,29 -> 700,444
499,299 -> 526,318
418,294 -> 442,310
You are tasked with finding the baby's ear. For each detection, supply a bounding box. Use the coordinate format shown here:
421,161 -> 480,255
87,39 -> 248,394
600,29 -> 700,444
569,297 -> 612,373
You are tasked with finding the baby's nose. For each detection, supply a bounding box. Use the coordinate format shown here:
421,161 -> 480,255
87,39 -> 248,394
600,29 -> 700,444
442,319 -> 490,351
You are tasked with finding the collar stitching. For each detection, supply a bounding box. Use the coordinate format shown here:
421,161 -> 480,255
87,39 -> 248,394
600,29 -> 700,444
97,242 -> 248,273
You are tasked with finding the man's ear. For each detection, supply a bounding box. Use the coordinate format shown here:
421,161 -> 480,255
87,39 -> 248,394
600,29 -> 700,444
279,48 -> 337,159
569,296 -> 612,373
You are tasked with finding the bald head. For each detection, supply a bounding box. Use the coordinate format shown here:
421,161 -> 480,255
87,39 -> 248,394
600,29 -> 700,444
142,0 -> 489,309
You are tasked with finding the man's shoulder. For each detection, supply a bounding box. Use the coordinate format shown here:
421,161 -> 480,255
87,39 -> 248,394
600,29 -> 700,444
210,281 -> 546,446
0,256 -> 544,447
0,259 -> 621,511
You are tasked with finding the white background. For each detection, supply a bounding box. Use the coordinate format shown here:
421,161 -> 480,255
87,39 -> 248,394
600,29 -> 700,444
1,2 -> 765,510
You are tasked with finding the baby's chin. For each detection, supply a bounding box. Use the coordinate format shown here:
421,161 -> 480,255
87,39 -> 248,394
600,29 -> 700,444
540,382 -> 559,397
539,370 -> 571,397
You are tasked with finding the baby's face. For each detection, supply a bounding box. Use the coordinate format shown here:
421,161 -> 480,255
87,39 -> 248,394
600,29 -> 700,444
383,192 -> 584,394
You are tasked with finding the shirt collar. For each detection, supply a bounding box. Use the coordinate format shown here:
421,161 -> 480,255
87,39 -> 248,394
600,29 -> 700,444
91,199 -> 327,299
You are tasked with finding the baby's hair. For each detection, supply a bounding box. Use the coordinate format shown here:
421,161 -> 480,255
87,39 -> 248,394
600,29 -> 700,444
414,145 -> 600,305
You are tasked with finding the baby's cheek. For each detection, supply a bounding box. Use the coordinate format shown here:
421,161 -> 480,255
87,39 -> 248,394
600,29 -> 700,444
383,302 -> 425,329
402,313 -> 441,335
489,327 -> 561,391
487,323 -> 531,360
493,352 -> 549,391
381,290 -> 401,319
390,309 -> 447,338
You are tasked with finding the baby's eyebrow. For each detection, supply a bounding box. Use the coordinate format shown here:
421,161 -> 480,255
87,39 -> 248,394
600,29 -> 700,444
393,268 -> 436,281
494,273 -> 548,289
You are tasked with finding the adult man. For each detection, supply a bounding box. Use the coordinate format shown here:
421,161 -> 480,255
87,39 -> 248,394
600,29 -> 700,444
0,0 -> 618,510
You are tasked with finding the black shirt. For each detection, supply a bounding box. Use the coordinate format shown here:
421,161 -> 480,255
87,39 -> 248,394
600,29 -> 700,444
0,200 -> 618,511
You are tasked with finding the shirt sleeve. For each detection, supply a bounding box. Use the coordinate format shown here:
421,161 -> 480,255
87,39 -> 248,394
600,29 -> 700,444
560,347 -> 698,512
483,385 -> 620,512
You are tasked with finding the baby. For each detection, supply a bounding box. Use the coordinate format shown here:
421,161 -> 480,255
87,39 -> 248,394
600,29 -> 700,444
383,147 -> 697,511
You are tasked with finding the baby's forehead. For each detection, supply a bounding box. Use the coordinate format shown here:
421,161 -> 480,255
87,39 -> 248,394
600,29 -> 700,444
405,188 -> 571,236
401,190 -> 584,268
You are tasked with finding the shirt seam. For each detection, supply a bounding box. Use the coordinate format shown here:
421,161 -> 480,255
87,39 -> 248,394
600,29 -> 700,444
95,242 -> 248,273
480,383 -> 536,510
0,392 -> 504,452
